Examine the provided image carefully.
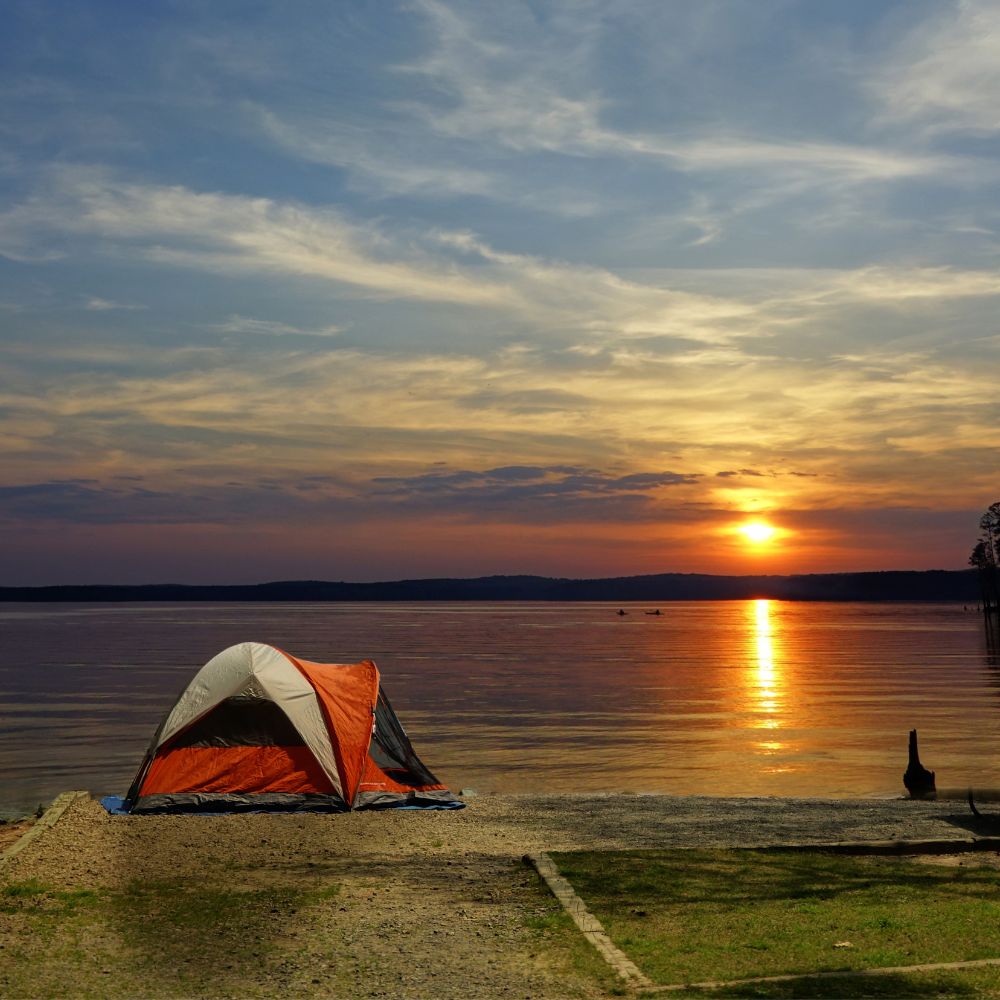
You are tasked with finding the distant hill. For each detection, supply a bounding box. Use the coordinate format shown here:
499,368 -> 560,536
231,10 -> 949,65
0,570 -> 981,602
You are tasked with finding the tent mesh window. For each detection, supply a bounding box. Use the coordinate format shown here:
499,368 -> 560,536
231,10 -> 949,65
168,697 -> 305,748
370,690 -> 440,787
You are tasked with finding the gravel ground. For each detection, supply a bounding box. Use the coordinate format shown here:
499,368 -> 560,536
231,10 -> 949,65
0,819 -> 34,853
1,793 -> 991,999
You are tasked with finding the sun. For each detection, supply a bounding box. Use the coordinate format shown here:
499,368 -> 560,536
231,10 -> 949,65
739,520 -> 776,545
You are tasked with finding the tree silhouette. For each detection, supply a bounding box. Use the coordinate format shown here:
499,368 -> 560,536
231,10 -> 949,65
970,502 -> 1000,621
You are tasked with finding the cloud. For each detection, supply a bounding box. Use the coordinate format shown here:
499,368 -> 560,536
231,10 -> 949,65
1,314 -> 995,528
1,1 -> 997,579
8,166 -> 1000,367
457,387 -> 591,414
254,105 -> 608,218
369,464 -> 701,521
399,0 -> 963,187
0,167 -> 515,307
0,166 -> 775,346
827,266 -> 1000,304
0,475 -> 362,526
0,479 -> 194,525
255,108 -> 501,201
877,0 -> 1000,134
0,246 -> 66,263
0,464 -> 705,528
212,314 -> 344,338
83,296 -> 145,311
227,0 -> 986,245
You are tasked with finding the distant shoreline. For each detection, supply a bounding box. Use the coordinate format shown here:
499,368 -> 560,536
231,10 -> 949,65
0,569 -> 980,602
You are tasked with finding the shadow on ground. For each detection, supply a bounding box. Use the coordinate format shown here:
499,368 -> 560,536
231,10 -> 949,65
697,968 -> 990,998
101,814 -> 350,997
103,816 -> 600,999
944,812 -> 1000,837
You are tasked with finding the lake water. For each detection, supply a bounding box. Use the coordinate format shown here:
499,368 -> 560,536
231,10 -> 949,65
0,600 -> 996,816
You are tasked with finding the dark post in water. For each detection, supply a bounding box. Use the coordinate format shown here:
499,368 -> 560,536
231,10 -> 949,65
903,729 -> 936,799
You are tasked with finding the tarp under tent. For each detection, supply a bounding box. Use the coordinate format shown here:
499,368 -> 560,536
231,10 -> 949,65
105,641 -> 463,814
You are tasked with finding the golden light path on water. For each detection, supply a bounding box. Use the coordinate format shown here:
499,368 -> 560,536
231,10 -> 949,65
750,598 -> 788,770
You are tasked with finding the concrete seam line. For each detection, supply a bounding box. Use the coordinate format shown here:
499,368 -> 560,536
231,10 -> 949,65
0,791 -> 90,867
523,852 -> 654,990
639,956 -> 1000,993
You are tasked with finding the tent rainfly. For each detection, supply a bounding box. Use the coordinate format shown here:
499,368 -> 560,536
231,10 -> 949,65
116,642 -> 463,813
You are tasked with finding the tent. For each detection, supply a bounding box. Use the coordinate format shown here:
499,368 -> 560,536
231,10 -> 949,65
115,642 -> 463,814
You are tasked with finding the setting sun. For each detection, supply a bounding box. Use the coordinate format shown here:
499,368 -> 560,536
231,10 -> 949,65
739,520 -> 777,545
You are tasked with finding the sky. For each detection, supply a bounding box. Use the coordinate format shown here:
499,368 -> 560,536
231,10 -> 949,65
1,0 -> 999,585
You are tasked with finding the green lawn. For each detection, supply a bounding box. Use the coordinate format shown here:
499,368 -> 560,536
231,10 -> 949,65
550,849 -> 1000,996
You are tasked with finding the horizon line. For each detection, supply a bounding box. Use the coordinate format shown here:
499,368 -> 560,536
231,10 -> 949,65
0,567 -> 976,591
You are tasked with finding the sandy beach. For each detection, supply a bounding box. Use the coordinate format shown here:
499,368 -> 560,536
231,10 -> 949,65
1,792 -> 992,998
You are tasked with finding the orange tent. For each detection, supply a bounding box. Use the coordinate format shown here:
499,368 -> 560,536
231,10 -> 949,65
120,642 -> 462,813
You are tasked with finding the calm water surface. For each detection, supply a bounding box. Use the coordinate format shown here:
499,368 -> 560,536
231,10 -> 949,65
0,600 -> 996,815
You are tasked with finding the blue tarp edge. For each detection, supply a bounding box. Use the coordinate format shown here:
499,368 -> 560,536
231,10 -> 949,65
99,794 -> 465,815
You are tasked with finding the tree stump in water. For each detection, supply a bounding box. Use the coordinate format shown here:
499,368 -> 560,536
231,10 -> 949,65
903,729 -> 936,799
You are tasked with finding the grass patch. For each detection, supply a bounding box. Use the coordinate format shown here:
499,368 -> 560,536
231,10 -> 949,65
0,877 -> 342,998
551,849 -> 1000,991
113,879 -> 301,937
1,880 -> 100,914
521,871 -> 625,996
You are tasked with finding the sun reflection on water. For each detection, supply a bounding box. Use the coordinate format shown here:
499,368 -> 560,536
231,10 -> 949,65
750,599 -> 784,740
